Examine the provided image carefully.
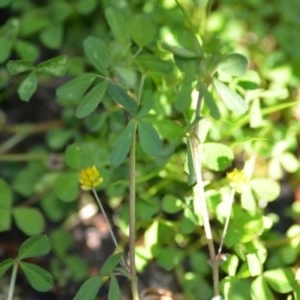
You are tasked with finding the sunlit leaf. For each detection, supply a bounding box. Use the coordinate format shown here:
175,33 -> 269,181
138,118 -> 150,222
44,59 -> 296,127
251,178 -> 280,202
251,276 -> 274,300
213,78 -> 248,115
218,53 -> 248,76
138,120 -> 163,157
202,143 -> 234,171
263,268 -> 295,293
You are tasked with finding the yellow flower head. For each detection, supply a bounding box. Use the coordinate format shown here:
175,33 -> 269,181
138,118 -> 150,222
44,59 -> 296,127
79,165 -> 103,190
226,168 -> 248,193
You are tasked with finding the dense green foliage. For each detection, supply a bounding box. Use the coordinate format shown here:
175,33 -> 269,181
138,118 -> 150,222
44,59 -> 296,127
1,0 -> 300,299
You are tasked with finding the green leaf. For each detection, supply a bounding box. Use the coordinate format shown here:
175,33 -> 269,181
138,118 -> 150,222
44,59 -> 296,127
0,179 -> 13,208
13,207 -> 45,236
246,252 -> 263,276
110,120 -> 136,167
0,0 -> 11,7
54,172 -> 79,202
221,254 -> 239,276
108,276 -> 122,300
100,252 -> 123,276
223,277 -> 252,299
213,78 -> 248,115
18,235 -> 51,259
15,40 -> 39,61
251,276 -> 274,300
198,81 -> 221,119
218,53 -> 248,77
40,24 -> 63,49
0,36 -> 12,62
46,128 -> 73,150
18,71 -> 38,101
0,258 -> 14,278
50,229 -> 74,256
105,7 -> 130,47
251,178 -> 280,202
6,60 -> 33,75
162,43 -> 200,58
64,142 -> 108,170
56,73 -> 97,103
0,210 -> 11,232
19,262 -> 53,292
74,276 -> 103,300
138,120 -> 163,157
12,164 -> 44,197
202,143 -> 234,171
83,36 -> 109,75
174,81 -> 192,112
36,55 -> 68,76
127,15 -> 156,47
76,0 -> 97,15
263,268 -> 295,293
107,84 -> 138,116
64,143 -> 82,169
40,194 -> 68,222
162,195 -> 184,213
280,152 -> 299,172
156,246 -> 184,271
76,81 -> 107,118
135,55 -> 174,74
65,255 -> 88,281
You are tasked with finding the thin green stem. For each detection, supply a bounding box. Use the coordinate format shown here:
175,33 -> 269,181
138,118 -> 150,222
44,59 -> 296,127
127,74 -> 145,300
217,189 -> 235,256
128,123 -> 139,300
190,90 -> 219,296
7,261 -> 18,300
0,133 -> 27,154
92,189 -> 120,250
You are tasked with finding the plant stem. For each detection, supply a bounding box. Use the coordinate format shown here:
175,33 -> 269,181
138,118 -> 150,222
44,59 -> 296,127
7,261 -> 18,300
217,189 -> 235,256
92,189 -> 120,251
127,74 -> 145,300
190,90 -> 219,296
128,123 -> 139,300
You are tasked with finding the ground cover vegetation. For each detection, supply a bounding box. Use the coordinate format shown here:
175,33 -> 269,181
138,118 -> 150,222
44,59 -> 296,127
0,0 -> 300,299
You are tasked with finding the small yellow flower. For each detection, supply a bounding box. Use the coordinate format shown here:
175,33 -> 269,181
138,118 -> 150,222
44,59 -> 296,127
226,168 -> 248,193
79,165 -> 103,190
